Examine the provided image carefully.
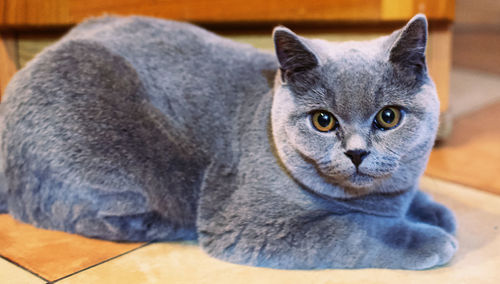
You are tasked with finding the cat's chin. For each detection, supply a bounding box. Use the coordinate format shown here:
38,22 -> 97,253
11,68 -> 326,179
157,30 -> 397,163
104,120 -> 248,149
328,174 -> 378,196
317,167 -> 380,189
344,172 -> 376,188
313,170 -> 382,197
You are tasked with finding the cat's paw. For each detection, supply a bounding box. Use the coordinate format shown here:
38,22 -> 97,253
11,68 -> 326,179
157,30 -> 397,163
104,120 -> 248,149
410,201 -> 456,234
426,203 -> 456,234
400,225 -> 458,270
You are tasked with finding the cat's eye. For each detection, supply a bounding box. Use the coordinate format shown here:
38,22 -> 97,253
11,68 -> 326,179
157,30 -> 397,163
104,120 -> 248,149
312,111 -> 337,132
374,106 -> 402,130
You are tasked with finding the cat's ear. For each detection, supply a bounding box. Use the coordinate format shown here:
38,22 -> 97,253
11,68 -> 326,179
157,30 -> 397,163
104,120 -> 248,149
387,14 -> 428,76
273,26 -> 319,77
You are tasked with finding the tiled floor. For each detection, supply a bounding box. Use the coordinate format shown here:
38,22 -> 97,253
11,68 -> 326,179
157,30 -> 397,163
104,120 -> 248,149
1,68 -> 499,283
0,215 -> 145,282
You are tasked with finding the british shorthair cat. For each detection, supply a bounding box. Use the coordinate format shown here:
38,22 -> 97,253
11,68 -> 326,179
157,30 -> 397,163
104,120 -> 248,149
0,14 -> 456,269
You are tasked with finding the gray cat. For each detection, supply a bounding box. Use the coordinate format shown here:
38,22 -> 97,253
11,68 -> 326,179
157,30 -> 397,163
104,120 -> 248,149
0,14 -> 457,270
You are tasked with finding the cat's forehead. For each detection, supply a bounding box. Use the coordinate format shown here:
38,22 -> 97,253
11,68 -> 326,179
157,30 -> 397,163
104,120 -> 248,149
311,42 -> 389,113
309,37 -> 390,85
309,36 -> 389,62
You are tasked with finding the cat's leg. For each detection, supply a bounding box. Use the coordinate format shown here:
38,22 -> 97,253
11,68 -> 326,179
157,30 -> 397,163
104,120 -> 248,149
198,208 -> 457,270
5,167 -> 197,242
69,190 -> 197,242
406,190 -> 456,234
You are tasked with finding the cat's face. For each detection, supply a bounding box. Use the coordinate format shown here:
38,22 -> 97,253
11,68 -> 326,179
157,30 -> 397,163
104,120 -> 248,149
271,15 -> 439,198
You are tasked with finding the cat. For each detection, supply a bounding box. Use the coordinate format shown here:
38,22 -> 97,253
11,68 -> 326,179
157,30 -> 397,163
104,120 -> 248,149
0,14 -> 457,270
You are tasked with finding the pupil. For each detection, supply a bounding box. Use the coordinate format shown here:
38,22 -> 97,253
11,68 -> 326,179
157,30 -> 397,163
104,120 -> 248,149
382,109 -> 395,124
318,113 -> 331,127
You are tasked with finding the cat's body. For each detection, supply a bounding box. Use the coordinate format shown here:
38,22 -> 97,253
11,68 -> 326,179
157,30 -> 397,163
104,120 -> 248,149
0,15 -> 457,269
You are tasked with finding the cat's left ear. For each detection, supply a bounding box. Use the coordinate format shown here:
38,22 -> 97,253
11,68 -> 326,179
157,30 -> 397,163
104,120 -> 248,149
388,14 -> 428,75
273,26 -> 319,81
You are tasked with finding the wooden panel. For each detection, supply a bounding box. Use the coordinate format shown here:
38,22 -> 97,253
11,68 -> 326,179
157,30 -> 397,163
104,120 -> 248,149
70,0 -> 382,23
455,0 -> 500,27
0,0 -> 454,28
0,33 -> 18,101
0,0 -> 71,26
453,30 -> 500,75
453,0 -> 500,74
381,0 -> 454,21
427,27 -> 452,112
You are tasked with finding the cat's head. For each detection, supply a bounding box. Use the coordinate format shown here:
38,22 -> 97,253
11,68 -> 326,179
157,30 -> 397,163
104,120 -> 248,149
271,14 -> 439,198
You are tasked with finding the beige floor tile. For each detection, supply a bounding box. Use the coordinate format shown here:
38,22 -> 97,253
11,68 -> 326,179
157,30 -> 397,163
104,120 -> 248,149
0,258 -> 45,284
59,177 -> 500,284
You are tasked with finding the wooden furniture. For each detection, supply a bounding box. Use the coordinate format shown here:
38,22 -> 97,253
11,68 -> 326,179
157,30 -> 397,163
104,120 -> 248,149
0,0 -> 454,121
453,0 -> 500,74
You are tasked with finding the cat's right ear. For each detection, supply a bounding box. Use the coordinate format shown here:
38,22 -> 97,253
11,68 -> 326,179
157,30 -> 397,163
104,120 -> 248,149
273,27 -> 319,83
387,14 -> 428,77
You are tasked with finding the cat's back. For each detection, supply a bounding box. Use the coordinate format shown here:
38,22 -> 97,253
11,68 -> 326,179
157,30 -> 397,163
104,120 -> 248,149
2,16 -> 277,155
9,16 -> 276,110
70,16 -> 276,115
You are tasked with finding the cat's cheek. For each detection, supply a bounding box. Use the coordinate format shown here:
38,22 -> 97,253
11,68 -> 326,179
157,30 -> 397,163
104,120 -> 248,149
372,120 -> 422,154
284,122 -> 330,155
399,122 -> 432,151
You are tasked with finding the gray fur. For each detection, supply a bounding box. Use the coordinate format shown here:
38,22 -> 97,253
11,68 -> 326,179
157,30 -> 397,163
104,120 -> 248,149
0,14 -> 456,269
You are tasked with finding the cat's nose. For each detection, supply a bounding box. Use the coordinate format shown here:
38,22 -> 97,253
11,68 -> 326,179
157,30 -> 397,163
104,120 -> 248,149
344,149 -> 370,167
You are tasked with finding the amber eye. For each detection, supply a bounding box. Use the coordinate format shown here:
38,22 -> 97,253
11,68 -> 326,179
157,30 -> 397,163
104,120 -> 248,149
374,106 -> 402,130
312,111 -> 337,132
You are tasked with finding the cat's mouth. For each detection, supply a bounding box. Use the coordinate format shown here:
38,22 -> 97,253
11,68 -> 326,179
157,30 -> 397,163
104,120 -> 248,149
317,167 -> 379,190
345,171 -> 376,188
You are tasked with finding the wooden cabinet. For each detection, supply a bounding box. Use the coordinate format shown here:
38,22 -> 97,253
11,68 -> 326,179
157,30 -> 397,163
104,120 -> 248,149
0,0 -> 454,26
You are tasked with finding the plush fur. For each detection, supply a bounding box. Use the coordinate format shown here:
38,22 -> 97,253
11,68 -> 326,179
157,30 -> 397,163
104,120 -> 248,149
0,14 -> 457,269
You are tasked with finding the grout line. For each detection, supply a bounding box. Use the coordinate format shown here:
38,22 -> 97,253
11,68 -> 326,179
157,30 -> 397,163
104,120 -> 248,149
0,255 -> 50,283
50,241 -> 153,283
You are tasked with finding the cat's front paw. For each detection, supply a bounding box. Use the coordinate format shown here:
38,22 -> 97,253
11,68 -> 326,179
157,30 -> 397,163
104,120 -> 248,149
408,193 -> 456,234
421,202 -> 456,234
398,225 -> 458,270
